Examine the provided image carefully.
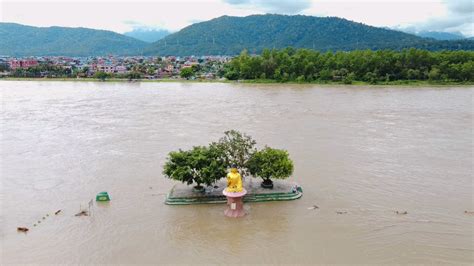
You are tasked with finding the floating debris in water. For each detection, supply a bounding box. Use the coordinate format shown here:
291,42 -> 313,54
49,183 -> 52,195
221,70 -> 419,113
75,210 -> 88,217
54,210 -> 62,215
96,191 -> 110,202
307,205 -> 319,210
464,211 -> 474,215
395,211 -> 408,215
46,214 -> 49,217
336,211 -> 348,214
17,227 -> 29,232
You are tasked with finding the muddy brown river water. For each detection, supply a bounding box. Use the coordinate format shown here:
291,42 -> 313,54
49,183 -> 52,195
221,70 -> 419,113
1,81 -> 473,264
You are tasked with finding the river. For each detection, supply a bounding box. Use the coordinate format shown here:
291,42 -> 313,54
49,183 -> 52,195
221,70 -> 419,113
1,81 -> 472,264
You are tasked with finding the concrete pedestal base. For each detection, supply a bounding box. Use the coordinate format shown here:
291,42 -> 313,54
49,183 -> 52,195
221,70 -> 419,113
222,189 -> 247,218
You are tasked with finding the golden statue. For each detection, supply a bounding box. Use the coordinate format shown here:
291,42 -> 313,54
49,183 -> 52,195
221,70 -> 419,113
226,167 -> 243,193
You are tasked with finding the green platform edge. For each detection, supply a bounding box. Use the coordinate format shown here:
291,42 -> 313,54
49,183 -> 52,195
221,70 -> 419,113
165,186 -> 303,205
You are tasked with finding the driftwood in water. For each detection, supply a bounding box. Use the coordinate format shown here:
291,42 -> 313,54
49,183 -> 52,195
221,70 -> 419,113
17,227 -> 29,232
75,210 -> 88,217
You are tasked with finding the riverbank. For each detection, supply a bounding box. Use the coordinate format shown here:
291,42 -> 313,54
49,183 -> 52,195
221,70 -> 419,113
239,79 -> 474,86
2,77 -> 473,86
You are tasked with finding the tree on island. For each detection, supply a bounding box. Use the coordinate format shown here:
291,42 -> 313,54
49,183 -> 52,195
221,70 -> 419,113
163,131 -> 295,190
246,147 -> 294,189
163,145 -> 227,191
126,71 -> 142,81
180,67 -> 194,80
93,71 -> 111,81
213,130 -> 257,177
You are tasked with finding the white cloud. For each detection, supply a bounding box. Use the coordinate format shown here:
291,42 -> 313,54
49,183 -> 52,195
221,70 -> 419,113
445,0 -> 473,15
222,0 -> 312,14
302,0 -> 472,37
407,0 -> 473,36
303,0 -> 446,28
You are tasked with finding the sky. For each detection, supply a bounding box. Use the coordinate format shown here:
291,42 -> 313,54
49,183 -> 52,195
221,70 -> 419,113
1,0 -> 472,37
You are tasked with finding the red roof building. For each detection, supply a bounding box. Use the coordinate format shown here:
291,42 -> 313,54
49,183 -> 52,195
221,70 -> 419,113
9,59 -> 39,70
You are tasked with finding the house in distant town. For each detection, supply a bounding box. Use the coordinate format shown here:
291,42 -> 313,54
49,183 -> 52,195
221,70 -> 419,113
9,59 -> 39,70
115,65 -> 127,74
96,64 -> 115,73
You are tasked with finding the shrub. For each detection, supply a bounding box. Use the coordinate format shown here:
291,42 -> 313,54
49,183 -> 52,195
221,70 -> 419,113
213,130 -> 257,177
247,147 -> 294,188
163,145 -> 227,190
93,71 -> 111,81
180,67 -> 194,79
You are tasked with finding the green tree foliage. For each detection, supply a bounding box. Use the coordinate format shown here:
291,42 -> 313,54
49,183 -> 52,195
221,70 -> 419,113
93,71 -> 111,81
11,64 -> 72,78
163,145 -> 227,190
213,130 -> 257,176
180,67 -> 194,79
163,131 -> 296,190
224,48 -> 474,83
246,147 -> 294,188
125,71 -> 142,80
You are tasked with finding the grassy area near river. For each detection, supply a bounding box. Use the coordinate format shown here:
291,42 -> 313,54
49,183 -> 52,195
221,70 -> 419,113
2,77 -> 474,86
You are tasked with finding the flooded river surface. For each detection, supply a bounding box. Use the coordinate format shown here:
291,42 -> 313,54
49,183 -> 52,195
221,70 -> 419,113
1,81 -> 473,264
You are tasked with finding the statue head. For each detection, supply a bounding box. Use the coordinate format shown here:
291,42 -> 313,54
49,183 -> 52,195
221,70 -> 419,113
230,164 -> 238,173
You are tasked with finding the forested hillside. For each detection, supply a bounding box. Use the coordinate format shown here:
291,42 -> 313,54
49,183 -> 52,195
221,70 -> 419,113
0,23 -> 147,56
145,14 -> 474,55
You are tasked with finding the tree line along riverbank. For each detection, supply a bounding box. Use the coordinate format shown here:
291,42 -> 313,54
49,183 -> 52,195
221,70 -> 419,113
2,48 -> 473,85
223,48 -> 474,84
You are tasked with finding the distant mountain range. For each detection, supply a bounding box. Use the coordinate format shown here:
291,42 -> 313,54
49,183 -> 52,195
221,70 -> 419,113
124,28 -> 170,43
1,15 -> 474,57
387,27 -> 467,41
0,23 -> 147,56
415,31 -> 466,40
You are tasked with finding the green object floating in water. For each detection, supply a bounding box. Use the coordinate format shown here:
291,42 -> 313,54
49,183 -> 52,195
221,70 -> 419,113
96,191 -> 111,202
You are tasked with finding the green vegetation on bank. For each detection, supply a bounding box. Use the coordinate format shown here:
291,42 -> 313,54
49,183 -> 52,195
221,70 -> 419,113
223,48 -> 474,83
3,47 -> 474,85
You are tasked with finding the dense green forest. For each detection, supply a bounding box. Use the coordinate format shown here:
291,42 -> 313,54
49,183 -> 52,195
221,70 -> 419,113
0,23 -> 147,56
146,14 -> 474,56
223,48 -> 474,83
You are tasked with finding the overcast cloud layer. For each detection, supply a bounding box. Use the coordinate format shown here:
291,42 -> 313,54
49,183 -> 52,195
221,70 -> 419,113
223,0 -> 312,14
1,0 -> 472,37
393,0 -> 473,36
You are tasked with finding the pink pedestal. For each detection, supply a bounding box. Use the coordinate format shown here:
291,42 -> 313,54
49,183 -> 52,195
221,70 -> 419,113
222,189 -> 247,218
